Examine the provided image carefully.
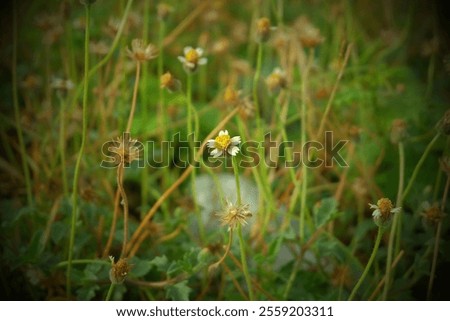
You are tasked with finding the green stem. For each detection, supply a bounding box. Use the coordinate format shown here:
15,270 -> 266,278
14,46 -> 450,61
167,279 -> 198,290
56,259 -> 109,268
348,226 -> 384,300
427,174 -> 449,299
232,157 -> 242,205
126,62 -> 141,133
68,0 -> 134,113
238,224 -> 254,300
299,50 -> 312,242
186,73 -> 202,239
66,2 -> 91,298
402,133 -> 441,200
233,156 -> 253,300
105,283 -> 115,301
253,42 -> 263,132
383,142 -> 405,300
12,2 -> 33,206
140,0 -> 151,217
58,94 -> 69,197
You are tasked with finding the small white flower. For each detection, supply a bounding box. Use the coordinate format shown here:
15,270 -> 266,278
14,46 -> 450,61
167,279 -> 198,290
207,130 -> 240,158
369,198 -> 401,227
178,46 -> 207,73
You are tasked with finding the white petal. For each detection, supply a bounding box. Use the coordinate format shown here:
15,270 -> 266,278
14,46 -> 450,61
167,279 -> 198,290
207,140 -> 216,148
210,149 -> 221,157
218,130 -> 226,136
178,56 -> 186,63
228,146 -> 240,156
391,207 -> 402,214
231,136 -> 241,144
372,209 -> 380,218
185,61 -> 195,69
196,47 -> 204,56
368,203 -> 377,209
183,46 -> 192,55
198,57 -> 207,65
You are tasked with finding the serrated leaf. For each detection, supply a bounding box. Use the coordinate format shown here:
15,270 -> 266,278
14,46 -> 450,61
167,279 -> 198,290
314,197 -> 338,228
166,281 -> 191,301
129,257 -> 153,278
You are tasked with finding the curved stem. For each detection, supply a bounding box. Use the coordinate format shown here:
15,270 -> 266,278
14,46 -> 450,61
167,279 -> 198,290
105,283 -> 115,301
126,62 -> 141,133
383,141 -> 405,300
402,133 -> 441,200
253,42 -> 263,131
66,2 -> 91,298
348,226 -> 384,301
208,229 -> 233,272
117,164 -> 129,259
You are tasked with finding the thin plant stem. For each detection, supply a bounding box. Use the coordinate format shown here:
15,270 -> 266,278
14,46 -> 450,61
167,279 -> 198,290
12,2 -> 33,206
67,2 -> 91,298
232,157 -> 242,205
233,156 -> 254,300
186,73 -> 202,240
316,43 -> 352,140
402,133 -> 441,200
383,141 -> 405,300
299,48 -> 313,242
57,94 -> 69,197
68,0 -> 134,112
117,164 -> 129,258
140,0 -> 151,216
105,283 -> 115,301
126,62 -> 141,133
237,225 -> 254,301
427,174 -> 449,299
208,229 -> 233,272
253,42 -> 263,132
348,226 -> 384,301
103,190 -> 120,258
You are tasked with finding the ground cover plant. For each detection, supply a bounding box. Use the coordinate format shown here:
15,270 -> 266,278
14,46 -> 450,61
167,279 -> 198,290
1,0 -> 449,300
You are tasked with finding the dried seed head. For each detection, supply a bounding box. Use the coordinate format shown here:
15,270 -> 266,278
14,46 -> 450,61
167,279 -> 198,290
266,68 -> 287,93
390,119 -> 408,144
295,16 -> 324,48
109,257 -> 130,284
223,85 -> 240,105
126,39 -> 158,62
369,198 -> 401,228
256,17 -> 274,43
217,201 -> 252,230
421,203 -> 445,225
160,72 -> 181,93
109,136 -> 142,165
157,3 -> 173,21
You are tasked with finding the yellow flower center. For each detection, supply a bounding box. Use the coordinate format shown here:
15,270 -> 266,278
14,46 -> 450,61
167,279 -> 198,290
377,198 -> 393,218
215,134 -> 231,150
185,49 -> 199,64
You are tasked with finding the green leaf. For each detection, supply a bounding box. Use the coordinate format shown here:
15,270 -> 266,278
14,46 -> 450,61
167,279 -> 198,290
76,284 -> 100,301
129,257 -> 153,278
166,281 -> 191,301
149,255 -> 169,273
313,197 -> 339,228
